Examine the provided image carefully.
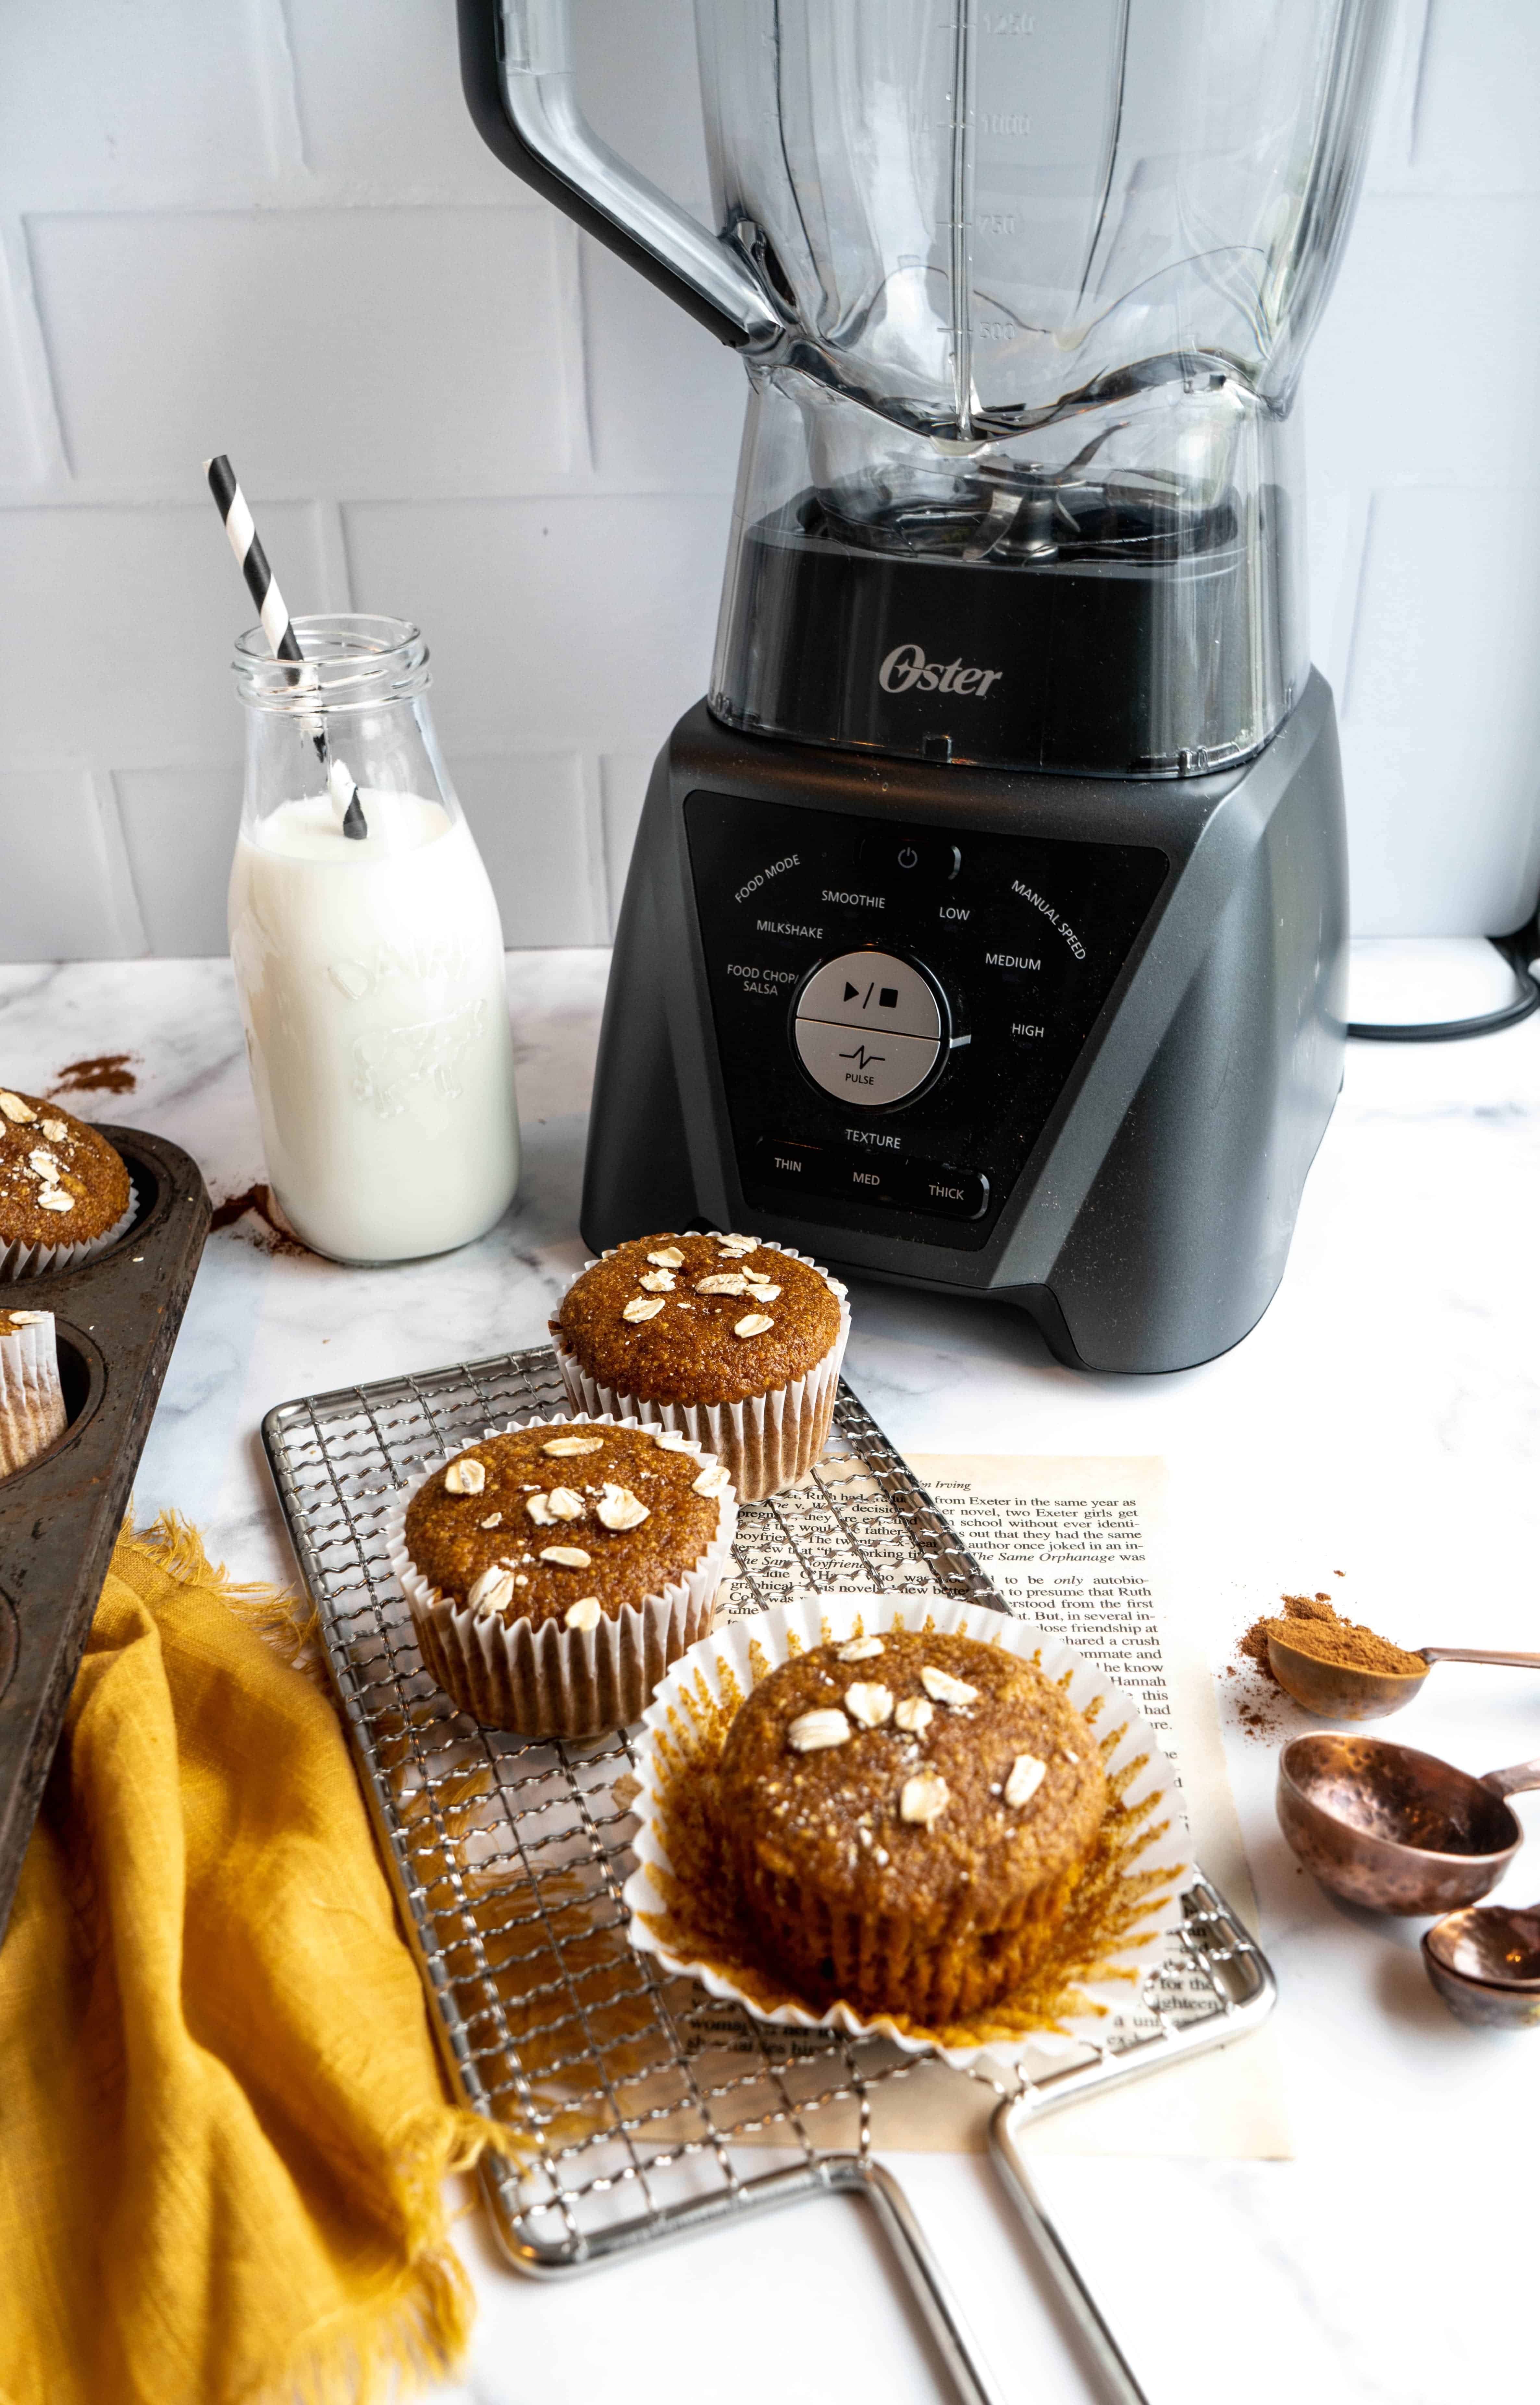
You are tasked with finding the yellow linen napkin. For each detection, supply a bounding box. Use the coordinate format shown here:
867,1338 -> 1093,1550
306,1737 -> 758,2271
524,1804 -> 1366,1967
0,1516 -> 507,2405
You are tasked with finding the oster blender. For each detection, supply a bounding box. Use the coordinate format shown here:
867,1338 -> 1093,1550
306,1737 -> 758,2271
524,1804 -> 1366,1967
461,0 -> 1388,1371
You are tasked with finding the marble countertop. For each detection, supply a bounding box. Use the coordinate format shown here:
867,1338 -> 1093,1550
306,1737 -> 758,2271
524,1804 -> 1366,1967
2,947 -> 1537,2405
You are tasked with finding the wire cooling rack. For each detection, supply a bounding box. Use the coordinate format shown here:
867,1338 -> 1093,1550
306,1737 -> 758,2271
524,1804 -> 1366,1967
263,1344 -> 1274,2402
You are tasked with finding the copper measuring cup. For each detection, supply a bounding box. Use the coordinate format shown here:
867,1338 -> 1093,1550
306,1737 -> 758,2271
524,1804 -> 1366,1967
1276,1733 -> 1540,1913
1265,1637 -> 1540,1722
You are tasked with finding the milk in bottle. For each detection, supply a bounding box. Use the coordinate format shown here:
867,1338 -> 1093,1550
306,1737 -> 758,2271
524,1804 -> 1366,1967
227,617 -> 520,1263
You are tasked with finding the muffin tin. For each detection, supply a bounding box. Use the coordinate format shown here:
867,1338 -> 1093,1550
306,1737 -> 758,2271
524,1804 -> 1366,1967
0,1125 -> 210,1939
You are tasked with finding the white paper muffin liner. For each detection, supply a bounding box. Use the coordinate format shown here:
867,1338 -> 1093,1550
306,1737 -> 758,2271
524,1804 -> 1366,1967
622,1592 -> 1193,2069
384,1413 -> 739,1738
551,1240 -> 850,1503
0,1182 -> 137,1284
0,1308 -> 68,1479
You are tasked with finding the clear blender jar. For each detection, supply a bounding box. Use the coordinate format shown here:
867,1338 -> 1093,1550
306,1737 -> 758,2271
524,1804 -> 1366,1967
462,0 -> 1388,775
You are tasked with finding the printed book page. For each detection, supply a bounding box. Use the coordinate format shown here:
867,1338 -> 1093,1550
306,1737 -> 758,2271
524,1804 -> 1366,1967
716,1453 -> 1290,2159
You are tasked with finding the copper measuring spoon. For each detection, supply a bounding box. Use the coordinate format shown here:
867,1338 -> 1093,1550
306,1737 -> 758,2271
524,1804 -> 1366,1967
1266,1635 -> 1540,1721
1422,1900 -> 1540,2029
1276,1733 -> 1540,1913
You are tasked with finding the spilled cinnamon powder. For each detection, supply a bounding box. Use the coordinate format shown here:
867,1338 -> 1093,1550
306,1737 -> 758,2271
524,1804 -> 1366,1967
49,1052 -> 138,1099
210,1181 -> 314,1259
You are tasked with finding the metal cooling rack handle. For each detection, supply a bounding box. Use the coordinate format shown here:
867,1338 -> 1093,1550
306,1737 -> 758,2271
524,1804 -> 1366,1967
833,2157 -> 1012,2405
988,1888 -> 1278,2405
988,2128 -> 1150,2405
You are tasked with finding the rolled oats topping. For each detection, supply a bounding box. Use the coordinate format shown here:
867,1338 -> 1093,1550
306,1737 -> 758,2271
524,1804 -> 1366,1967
900,1771 -> 951,1827
0,1092 -> 36,1124
538,1544 -> 593,1569
638,1269 -> 675,1292
893,1696 -> 935,1735
542,1435 -> 604,1457
844,1681 -> 894,1729
443,1454 -> 487,1495
1004,1753 -> 1048,1809
622,1295 -> 666,1323
692,1462 -> 731,1497
595,1483 -> 649,1531
467,1564 -> 518,1614
694,1273 -> 749,1296
478,1513 -> 503,1529
545,1487 -> 585,1519
525,1492 -> 554,1525
564,1597 -> 602,1633
652,1430 -> 694,1451
40,1120 -> 68,1142
647,1246 -> 685,1267
733,1312 -> 775,1339
787,1707 -> 851,1753
28,1151 -> 61,1179
836,1636 -> 884,1663
921,1664 -> 979,1707
743,1280 -> 781,1302
37,1190 -> 75,1213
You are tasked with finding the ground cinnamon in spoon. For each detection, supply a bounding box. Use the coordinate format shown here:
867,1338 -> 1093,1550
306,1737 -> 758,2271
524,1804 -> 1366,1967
1244,1593 -> 1424,1679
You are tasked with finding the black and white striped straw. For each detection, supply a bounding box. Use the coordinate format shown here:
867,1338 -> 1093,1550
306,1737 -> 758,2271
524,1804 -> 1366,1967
204,453 -> 366,837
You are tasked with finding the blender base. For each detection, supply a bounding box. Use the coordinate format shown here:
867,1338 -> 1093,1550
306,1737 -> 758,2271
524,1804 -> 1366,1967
580,675 -> 1347,1374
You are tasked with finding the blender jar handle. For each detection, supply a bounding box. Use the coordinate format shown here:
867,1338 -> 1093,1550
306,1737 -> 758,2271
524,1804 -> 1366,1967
458,0 -> 782,351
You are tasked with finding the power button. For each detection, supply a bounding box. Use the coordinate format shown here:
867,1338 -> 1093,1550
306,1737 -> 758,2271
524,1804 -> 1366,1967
863,834 -> 962,880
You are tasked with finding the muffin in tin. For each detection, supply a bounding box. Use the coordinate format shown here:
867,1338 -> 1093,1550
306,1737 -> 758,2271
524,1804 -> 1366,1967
387,1415 -> 737,1737
0,1306 -> 67,1477
0,1088 -> 133,1281
714,1627 -> 1106,2024
552,1231 -> 848,1502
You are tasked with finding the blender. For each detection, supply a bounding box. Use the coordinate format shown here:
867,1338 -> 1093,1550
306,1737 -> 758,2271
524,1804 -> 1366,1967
460,0 -> 1389,1372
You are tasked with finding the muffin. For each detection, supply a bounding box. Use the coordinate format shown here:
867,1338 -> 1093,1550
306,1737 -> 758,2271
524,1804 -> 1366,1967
0,1307 -> 68,1477
386,1415 -> 737,1737
552,1232 -> 849,1502
714,1628 -> 1106,2023
0,1088 -> 133,1281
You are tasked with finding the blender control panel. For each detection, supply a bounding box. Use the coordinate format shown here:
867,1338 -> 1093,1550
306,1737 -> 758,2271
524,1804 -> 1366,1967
684,792 -> 1168,1248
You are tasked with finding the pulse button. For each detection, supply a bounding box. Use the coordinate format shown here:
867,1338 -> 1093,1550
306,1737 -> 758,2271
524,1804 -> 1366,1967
793,949 -> 946,1107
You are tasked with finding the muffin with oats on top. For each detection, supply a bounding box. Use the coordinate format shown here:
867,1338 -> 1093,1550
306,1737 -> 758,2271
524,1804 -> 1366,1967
0,1087 -> 133,1281
386,1414 -> 737,1736
714,1626 -> 1106,2024
551,1231 -> 849,1502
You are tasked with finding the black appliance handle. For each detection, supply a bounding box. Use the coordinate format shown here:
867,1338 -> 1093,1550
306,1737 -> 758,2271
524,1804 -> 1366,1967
457,0 -> 781,353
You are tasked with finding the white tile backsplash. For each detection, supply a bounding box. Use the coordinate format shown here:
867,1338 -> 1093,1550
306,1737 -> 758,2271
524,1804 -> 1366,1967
0,0 -> 1536,958
29,208 -> 577,496
0,4 -> 280,205
450,752 -> 604,949
343,494 -> 732,753
1339,484 -> 1540,934
0,502 -> 333,766
114,764 -> 243,957
0,768 -> 145,959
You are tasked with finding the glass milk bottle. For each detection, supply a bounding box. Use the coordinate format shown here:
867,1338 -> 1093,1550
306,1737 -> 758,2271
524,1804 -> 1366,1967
228,615 -> 520,1263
